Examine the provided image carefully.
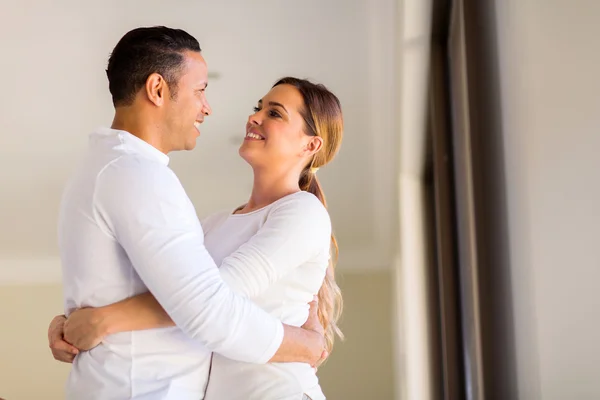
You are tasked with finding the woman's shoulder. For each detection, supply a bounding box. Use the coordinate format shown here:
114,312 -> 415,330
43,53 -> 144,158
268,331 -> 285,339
268,191 -> 331,237
273,191 -> 329,217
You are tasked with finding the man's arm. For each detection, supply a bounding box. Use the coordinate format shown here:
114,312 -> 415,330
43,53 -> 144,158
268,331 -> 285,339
48,315 -> 79,363
62,292 -> 325,364
271,297 -> 327,363
91,158 -> 323,364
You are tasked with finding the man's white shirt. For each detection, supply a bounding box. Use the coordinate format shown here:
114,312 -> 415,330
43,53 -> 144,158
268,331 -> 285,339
59,128 -> 283,400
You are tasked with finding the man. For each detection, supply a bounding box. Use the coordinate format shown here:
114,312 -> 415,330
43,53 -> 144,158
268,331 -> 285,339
48,26 -> 325,399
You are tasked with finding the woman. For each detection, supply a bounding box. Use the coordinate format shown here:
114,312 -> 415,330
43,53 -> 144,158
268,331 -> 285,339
49,77 -> 344,400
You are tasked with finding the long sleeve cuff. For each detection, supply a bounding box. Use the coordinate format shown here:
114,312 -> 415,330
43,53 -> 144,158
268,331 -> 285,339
255,320 -> 284,364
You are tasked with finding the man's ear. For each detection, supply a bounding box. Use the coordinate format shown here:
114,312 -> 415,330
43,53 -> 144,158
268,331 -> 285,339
144,73 -> 167,106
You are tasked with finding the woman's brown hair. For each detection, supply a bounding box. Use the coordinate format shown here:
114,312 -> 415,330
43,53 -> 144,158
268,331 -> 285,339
273,77 -> 344,357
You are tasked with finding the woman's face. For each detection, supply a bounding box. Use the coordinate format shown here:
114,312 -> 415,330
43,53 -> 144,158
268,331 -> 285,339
239,84 -> 322,172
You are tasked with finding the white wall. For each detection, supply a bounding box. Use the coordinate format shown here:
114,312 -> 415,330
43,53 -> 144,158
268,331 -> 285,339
0,0 -> 398,273
496,1 -> 600,399
0,285 -> 71,400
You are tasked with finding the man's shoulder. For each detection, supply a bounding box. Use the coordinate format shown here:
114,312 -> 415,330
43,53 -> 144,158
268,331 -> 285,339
92,155 -> 185,207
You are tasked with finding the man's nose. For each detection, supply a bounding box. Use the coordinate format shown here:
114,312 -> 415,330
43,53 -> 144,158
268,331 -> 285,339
202,99 -> 212,116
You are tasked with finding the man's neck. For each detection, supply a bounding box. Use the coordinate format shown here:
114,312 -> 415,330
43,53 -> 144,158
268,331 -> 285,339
111,109 -> 169,154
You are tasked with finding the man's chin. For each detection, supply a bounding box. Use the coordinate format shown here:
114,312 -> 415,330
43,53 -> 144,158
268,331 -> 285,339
184,141 -> 197,151
184,138 -> 198,151
187,129 -> 201,149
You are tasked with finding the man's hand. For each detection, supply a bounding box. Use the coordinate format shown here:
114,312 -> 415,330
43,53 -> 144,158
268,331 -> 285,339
63,308 -> 108,351
301,296 -> 328,367
48,315 -> 79,363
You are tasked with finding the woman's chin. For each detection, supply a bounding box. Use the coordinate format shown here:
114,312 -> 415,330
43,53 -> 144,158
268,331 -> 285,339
238,144 -> 258,162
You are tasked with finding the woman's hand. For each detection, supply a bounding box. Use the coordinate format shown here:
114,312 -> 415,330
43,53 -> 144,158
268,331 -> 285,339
48,315 -> 79,363
63,307 -> 108,351
301,296 -> 328,368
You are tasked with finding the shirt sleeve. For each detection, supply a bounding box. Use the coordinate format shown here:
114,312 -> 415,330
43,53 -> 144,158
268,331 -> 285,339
219,193 -> 332,298
93,157 -> 283,364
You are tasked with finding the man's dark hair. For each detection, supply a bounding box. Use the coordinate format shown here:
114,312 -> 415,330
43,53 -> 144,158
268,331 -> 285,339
106,26 -> 201,107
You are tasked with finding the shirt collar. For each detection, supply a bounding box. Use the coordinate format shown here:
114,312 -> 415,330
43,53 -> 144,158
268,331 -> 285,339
91,127 -> 170,166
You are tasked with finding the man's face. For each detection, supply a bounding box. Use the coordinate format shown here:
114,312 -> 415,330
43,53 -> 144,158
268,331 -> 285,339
164,51 -> 212,151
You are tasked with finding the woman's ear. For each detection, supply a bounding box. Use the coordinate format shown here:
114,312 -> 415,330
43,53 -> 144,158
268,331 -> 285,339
145,73 -> 167,106
304,136 -> 324,156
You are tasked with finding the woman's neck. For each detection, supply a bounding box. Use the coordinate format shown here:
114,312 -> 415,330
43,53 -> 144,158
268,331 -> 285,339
238,168 -> 301,214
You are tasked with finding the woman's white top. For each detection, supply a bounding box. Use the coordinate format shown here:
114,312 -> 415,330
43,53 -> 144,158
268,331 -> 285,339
202,191 -> 332,400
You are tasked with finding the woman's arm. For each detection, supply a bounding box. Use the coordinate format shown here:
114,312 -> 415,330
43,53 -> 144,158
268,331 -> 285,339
63,292 -> 174,350
219,193 -> 331,299
217,194 -> 332,364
